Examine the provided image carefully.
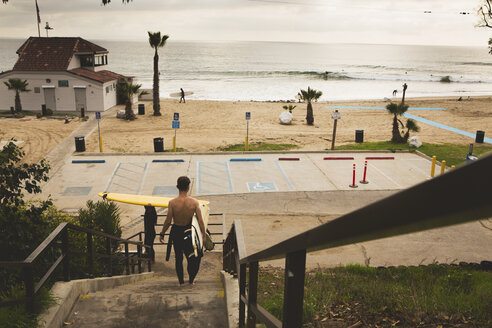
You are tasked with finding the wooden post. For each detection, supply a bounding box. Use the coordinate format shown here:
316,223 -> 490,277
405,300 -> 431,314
62,228 -> 70,281
331,118 -> 338,150
137,244 -> 142,274
282,249 -> 306,328
125,243 -> 130,275
87,233 -> 94,278
23,265 -> 35,313
239,263 -> 247,328
106,237 -> 112,277
246,261 -> 258,328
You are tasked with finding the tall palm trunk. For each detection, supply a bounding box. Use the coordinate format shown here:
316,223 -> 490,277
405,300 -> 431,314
14,91 -> 21,112
125,100 -> 135,120
391,114 -> 402,143
152,48 -> 161,116
306,102 -> 314,125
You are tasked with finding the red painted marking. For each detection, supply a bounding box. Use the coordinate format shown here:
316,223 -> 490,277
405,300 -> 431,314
278,158 -> 300,161
365,157 -> 395,160
323,157 -> 354,160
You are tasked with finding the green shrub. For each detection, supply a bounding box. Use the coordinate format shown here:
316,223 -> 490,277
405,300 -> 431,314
45,108 -> 53,116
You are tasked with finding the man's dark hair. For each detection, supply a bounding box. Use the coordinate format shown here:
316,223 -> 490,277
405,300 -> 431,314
177,176 -> 191,192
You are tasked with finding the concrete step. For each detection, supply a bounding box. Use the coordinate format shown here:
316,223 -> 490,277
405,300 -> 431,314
67,252 -> 227,328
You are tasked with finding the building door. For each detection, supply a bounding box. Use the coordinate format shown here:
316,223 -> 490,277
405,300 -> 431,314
43,88 -> 56,111
74,88 -> 87,113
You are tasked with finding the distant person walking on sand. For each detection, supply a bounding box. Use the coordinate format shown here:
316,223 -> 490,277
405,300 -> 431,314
392,89 -> 397,97
160,176 -> 206,286
179,88 -> 186,103
144,206 -> 157,263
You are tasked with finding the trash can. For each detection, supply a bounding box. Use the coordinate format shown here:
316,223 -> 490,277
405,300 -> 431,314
138,104 -> 145,115
355,130 -> 364,143
153,137 -> 164,152
475,130 -> 485,143
75,136 -> 86,152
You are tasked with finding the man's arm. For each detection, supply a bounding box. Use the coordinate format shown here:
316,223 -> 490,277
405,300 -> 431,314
159,203 -> 173,243
195,200 -> 207,241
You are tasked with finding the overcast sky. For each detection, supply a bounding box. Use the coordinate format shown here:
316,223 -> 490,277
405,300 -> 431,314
0,0 -> 490,46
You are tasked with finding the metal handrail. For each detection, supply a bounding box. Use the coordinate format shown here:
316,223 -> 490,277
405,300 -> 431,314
0,222 -> 152,312
223,154 -> 492,328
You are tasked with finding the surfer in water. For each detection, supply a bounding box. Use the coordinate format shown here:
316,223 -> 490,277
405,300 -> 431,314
159,176 -> 206,286
179,88 -> 186,103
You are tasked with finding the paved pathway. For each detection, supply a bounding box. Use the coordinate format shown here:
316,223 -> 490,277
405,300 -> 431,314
67,252 -> 227,328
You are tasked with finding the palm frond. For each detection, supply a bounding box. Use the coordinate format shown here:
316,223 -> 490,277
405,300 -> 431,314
405,119 -> 420,132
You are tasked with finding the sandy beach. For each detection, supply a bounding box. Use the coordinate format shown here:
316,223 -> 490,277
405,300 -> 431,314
1,96 -> 490,163
0,116 -> 82,163
83,96 -> 492,154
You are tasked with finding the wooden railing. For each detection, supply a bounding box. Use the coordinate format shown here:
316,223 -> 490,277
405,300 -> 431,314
223,153 -> 492,328
126,213 -> 227,246
0,223 -> 151,312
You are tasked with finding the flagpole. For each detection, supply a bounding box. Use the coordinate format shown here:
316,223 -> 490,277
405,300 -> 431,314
35,0 -> 40,37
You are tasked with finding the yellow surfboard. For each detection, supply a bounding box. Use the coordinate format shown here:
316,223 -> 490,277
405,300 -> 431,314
98,192 -> 210,256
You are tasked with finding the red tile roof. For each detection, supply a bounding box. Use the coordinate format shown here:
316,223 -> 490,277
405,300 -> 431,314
13,37 -> 108,71
68,68 -> 127,83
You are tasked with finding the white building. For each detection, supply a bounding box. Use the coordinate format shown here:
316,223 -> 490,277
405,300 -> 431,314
0,37 -> 130,113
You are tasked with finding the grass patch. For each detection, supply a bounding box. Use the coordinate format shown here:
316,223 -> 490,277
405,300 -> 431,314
216,142 -> 298,152
258,264 -> 492,327
337,141 -> 492,167
0,286 -> 54,328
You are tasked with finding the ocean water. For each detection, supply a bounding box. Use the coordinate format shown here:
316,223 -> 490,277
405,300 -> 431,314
1,38 -> 492,101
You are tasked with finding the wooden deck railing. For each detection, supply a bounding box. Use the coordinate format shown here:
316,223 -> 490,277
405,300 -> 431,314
224,153 -> 492,328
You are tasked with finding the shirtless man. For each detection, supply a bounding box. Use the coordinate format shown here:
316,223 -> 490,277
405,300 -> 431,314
159,176 -> 206,286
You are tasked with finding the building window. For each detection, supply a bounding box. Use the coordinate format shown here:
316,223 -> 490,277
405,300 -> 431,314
58,80 -> 69,87
106,86 -> 110,94
34,87 -> 40,93
94,55 -> 107,66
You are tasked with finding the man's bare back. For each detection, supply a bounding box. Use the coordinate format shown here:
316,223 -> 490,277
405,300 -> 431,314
169,196 -> 200,226
160,194 -> 206,243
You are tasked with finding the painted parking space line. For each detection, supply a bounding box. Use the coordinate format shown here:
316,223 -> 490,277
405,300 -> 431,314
367,162 -> 403,189
105,162 -> 148,194
275,160 -> 294,191
198,161 -> 233,194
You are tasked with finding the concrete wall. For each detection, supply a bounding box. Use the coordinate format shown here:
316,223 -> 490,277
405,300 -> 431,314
102,81 -> 117,111
39,272 -> 155,328
0,71 -> 117,112
67,55 -> 80,71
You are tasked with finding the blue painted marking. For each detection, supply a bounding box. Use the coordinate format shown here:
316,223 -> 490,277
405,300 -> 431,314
198,161 -> 233,194
275,161 -> 294,191
152,159 -> 185,163
200,163 -> 228,173
403,113 -> 492,144
104,162 -> 121,192
200,179 -> 232,190
230,158 -> 262,162
247,182 -> 277,192
72,160 -> 105,164
325,106 -> 447,111
136,163 -> 149,195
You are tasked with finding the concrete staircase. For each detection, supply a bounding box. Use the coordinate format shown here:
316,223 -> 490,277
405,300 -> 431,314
66,252 -> 228,328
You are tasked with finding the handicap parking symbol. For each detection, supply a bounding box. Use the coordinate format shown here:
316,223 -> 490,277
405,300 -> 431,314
247,182 -> 277,192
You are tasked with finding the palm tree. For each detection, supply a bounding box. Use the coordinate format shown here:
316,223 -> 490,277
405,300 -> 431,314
299,87 -> 322,125
148,31 -> 169,116
386,102 -> 419,143
402,118 -> 420,143
4,78 -> 30,113
117,81 -> 147,120
282,105 -> 296,113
